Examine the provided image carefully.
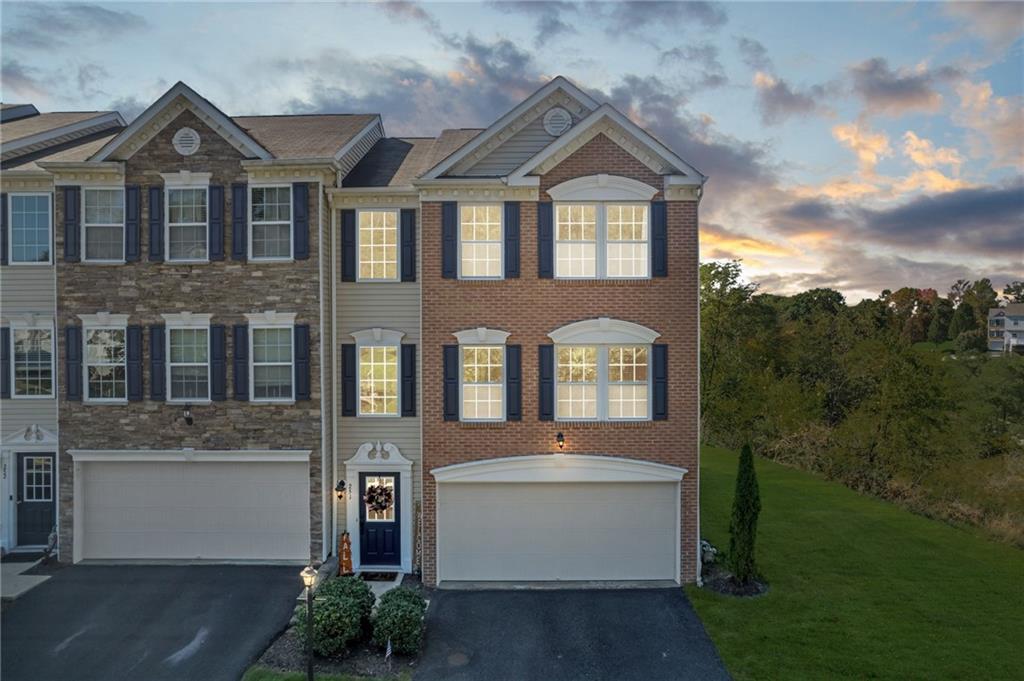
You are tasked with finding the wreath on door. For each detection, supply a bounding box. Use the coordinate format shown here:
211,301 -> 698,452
364,484 -> 394,513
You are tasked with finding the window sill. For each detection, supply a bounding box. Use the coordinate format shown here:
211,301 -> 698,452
251,399 -> 296,405
552,278 -> 654,285
80,260 -> 126,266
165,259 -> 210,265
554,420 -> 656,428
11,394 -> 55,400
6,261 -> 53,267
84,399 -> 129,405
249,257 -> 294,264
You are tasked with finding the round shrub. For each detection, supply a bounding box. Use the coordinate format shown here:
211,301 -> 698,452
295,594 -> 363,658
378,587 -> 426,616
317,575 -> 375,626
372,597 -> 425,655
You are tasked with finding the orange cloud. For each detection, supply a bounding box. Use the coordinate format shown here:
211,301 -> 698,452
700,224 -> 797,258
902,131 -> 963,169
832,120 -> 891,174
892,169 -> 971,194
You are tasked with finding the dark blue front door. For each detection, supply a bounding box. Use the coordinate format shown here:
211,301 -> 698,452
360,473 -> 400,566
17,453 -> 56,546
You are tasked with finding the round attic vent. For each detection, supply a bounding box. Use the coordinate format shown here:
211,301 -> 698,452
172,127 -> 201,156
543,107 -> 573,137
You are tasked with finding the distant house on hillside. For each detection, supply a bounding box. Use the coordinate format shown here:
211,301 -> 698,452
988,304 -> 1024,353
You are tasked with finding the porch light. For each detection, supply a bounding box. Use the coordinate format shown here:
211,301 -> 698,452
183,404 -> 194,426
556,432 -> 565,451
335,479 -> 347,500
300,564 -> 318,589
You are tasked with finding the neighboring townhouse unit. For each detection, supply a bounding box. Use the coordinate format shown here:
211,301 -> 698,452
1,103 -> 126,554
989,304 -> 1024,353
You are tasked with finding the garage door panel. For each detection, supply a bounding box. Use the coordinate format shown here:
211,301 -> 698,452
80,461 -> 309,561
438,481 -> 678,582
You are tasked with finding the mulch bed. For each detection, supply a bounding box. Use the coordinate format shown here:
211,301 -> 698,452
701,562 -> 770,598
257,626 -> 416,679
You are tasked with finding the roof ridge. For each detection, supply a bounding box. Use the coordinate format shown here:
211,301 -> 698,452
232,113 -> 377,119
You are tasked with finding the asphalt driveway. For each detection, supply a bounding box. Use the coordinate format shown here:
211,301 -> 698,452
1,564 -> 300,681
415,588 -> 731,681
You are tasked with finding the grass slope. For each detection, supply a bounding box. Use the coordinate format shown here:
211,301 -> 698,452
688,446 -> 1024,681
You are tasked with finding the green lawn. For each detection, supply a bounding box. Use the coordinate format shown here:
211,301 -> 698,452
242,667 -> 407,681
687,446 -> 1024,681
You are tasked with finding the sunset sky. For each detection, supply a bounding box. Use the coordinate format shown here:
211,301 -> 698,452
2,1 -> 1021,302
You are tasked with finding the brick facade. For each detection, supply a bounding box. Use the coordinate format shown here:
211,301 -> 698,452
420,133 -> 700,585
55,110 -> 325,561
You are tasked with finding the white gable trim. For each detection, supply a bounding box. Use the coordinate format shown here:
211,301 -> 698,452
91,82 -> 272,162
422,76 -> 599,179
547,174 -> 659,201
335,117 -> 384,163
432,454 -> 686,483
507,104 -> 705,185
548,317 -> 660,344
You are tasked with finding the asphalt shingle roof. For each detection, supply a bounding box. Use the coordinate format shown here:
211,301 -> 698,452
232,114 -> 378,159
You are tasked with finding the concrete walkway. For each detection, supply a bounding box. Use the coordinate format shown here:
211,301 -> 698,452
1,559 -> 49,601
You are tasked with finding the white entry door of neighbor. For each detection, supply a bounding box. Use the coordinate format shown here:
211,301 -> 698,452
79,460 -> 309,561
436,481 -> 678,582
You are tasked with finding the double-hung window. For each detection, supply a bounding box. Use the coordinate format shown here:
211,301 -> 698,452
10,322 -> 54,397
556,346 -> 598,419
459,204 -> 502,279
7,193 -> 52,264
250,327 -> 294,402
555,203 -> 650,279
556,345 -> 650,421
164,314 -> 211,402
83,188 -> 125,262
351,328 -> 404,416
250,186 -> 292,260
461,346 -> 504,421
357,209 -> 398,281
84,320 -> 128,402
166,187 -> 208,261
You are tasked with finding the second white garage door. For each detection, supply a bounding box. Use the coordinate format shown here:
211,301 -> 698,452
437,481 -> 678,582
78,459 -> 310,561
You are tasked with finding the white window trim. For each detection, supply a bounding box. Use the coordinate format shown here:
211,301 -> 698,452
8,315 -> 56,399
162,313 -> 213,404
553,201 -> 651,280
547,174 -> 659,202
81,186 -> 126,264
355,208 -> 400,282
248,184 -> 294,262
554,344 -> 652,423
351,328 -> 404,417
457,202 -> 504,281
164,184 -> 210,264
453,329 -> 510,422
79,313 -> 130,404
246,311 -> 296,404
6,192 -> 53,266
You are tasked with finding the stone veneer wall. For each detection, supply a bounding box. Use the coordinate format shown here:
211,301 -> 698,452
55,109 -> 325,561
419,133 -> 700,585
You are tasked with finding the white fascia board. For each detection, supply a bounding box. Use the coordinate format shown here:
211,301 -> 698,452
1,112 -> 126,156
432,454 -> 687,484
68,449 -> 312,463
333,116 -> 384,163
91,82 -> 272,162
421,76 -> 599,180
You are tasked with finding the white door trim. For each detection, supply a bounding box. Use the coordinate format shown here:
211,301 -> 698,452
344,442 -> 413,574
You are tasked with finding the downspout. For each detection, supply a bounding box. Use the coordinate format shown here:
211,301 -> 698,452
331,201 -> 340,559
695,178 -> 706,587
318,180 -> 329,563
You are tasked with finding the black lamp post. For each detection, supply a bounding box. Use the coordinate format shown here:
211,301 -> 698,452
300,565 -> 317,681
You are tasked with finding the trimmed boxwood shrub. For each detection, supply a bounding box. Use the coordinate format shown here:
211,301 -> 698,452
372,588 -> 427,655
295,593 -> 363,658
317,575 -> 375,627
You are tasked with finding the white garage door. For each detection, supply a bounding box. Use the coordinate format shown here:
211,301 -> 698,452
80,460 -> 309,561
437,481 -> 678,582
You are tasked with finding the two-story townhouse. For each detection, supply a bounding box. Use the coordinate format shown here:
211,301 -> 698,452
1,104 -> 125,554
41,82 -> 385,564
989,304 -> 1024,353
322,77 -> 704,587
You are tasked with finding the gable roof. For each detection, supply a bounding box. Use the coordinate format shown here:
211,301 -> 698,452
4,132 -> 119,172
91,81 -> 273,161
233,113 -> 380,160
1,110 -> 125,167
421,76 -> 598,179
1,103 -> 40,123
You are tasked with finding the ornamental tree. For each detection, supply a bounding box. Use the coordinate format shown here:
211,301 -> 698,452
728,444 -> 762,584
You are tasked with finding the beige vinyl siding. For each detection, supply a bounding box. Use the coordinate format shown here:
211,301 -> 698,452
1,398 -> 58,440
464,115 -> 574,177
1,267 -> 55,314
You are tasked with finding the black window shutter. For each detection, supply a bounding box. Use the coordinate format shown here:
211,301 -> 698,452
401,343 -> 416,416
504,201 -> 520,279
340,209 -> 356,281
400,208 -> 416,282
209,185 -> 225,261
126,325 -> 143,401
149,325 -> 165,401
210,324 -> 227,401
537,202 -> 553,278
441,201 -> 457,279
341,344 -> 356,416
64,186 -> 81,262
294,324 -> 311,400
653,343 -> 668,420
65,326 -> 83,401
651,200 -> 668,277
147,186 -> 163,261
0,327 -> 10,399
293,183 -> 310,260
443,344 -> 459,421
1,193 -> 8,265
231,183 -> 247,261
538,344 -> 554,420
232,324 -> 248,400
124,186 -> 141,261
506,344 -> 522,421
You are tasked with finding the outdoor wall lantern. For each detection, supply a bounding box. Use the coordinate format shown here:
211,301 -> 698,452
182,404 -> 194,426
335,479 -> 347,500
556,432 -> 565,451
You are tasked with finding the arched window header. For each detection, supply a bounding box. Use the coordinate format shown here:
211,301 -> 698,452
546,174 -> 659,202
547,317 -> 660,344
350,327 -> 405,345
452,327 -> 511,345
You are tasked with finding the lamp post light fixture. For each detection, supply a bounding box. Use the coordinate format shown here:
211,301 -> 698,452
334,479 -> 347,500
556,432 -> 565,451
300,565 -> 318,681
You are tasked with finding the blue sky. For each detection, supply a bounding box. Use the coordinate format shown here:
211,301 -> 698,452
2,1 -> 1021,301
